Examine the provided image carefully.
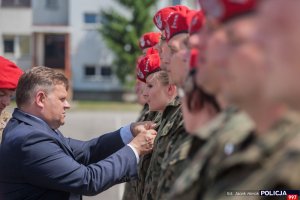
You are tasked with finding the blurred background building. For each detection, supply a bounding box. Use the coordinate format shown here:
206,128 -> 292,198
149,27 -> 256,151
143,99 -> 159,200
0,0 -> 197,101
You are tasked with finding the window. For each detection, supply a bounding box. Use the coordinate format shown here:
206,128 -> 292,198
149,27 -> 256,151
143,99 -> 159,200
101,66 -> 112,77
84,65 -> 112,79
1,0 -> 31,7
85,65 -> 96,76
45,0 -> 58,9
3,35 -> 30,56
172,0 -> 181,5
3,37 -> 14,53
84,13 -> 98,24
44,34 -> 65,69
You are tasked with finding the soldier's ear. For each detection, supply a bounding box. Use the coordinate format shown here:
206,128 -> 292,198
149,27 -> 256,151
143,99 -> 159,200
167,84 -> 177,97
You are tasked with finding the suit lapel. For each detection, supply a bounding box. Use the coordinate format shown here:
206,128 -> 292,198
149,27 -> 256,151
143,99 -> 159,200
13,109 -> 75,158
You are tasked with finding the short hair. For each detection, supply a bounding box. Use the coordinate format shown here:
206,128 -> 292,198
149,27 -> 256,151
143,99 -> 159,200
16,66 -> 69,107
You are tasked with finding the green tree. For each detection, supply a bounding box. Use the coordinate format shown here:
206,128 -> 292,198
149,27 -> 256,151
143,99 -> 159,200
99,0 -> 157,88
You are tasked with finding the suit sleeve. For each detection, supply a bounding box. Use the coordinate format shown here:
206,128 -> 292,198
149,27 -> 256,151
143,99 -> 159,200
20,132 -> 137,196
66,129 -> 125,165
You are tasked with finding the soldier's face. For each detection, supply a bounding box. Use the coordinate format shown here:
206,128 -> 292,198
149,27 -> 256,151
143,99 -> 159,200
256,0 -> 300,109
0,89 -> 14,115
135,79 -> 147,106
159,41 -> 171,71
188,32 -> 201,50
144,73 -> 172,112
167,33 -> 189,86
221,16 -> 266,105
197,21 -> 228,95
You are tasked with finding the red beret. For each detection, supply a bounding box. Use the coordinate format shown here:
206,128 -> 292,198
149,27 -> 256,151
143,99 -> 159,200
165,10 -> 197,41
137,54 -> 161,82
173,5 -> 191,15
139,32 -> 161,50
0,56 -> 23,89
145,47 -> 159,56
189,11 -> 205,35
189,48 -> 199,70
136,55 -> 146,82
153,5 -> 190,31
199,0 -> 257,22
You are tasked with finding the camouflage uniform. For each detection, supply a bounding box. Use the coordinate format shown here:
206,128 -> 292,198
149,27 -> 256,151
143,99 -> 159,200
167,106 -> 255,200
136,104 -> 150,122
141,97 -> 192,200
122,104 -> 161,200
203,111 -> 300,200
155,126 -> 194,200
0,110 -> 11,142
133,107 -> 163,200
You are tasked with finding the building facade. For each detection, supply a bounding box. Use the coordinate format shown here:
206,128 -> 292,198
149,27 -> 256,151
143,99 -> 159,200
0,0 -> 123,100
0,0 -> 197,100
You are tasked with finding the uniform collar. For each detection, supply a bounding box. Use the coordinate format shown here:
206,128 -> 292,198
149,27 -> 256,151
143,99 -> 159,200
194,106 -> 239,140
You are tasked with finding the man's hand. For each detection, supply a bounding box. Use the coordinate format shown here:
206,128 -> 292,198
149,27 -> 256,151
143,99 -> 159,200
129,129 -> 157,156
130,121 -> 157,137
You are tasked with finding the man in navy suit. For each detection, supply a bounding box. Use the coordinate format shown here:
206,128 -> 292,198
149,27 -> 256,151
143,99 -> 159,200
0,66 -> 157,200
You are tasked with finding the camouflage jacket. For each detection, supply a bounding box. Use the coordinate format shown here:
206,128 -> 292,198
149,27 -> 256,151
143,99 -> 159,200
122,104 -> 161,200
155,127 -> 194,200
203,111 -> 300,200
140,97 -> 192,200
0,111 -> 11,142
136,104 -> 149,122
167,106 -> 255,200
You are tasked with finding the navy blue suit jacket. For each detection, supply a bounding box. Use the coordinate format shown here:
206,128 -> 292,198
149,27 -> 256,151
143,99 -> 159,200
0,109 -> 137,200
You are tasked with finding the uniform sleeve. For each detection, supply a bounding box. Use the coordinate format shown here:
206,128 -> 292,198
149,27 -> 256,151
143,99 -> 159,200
21,132 -> 137,196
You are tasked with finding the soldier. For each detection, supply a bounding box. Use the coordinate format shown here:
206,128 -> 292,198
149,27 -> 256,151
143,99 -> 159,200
134,31 -> 164,123
256,0 -> 300,110
150,8 -> 214,200
134,56 -> 151,123
126,6 -> 187,200
153,5 -> 192,73
0,56 -> 23,141
184,0 -> 300,199
122,55 -> 161,200
135,53 -> 183,200
167,1 -> 258,199
200,0 -> 300,198
123,7 -> 183,198
138,32 -> 161,55
164,10 -> 197,87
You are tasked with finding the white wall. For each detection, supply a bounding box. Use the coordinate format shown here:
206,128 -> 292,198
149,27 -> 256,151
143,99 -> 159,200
70,0 -> 126,91
0,7 -> 32,70
32,0 -> 68,25
0,8 -> 32,34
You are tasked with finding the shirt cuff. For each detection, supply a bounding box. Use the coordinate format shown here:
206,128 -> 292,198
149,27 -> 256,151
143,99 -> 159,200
127,144 -> 140,164
120,124 -> 134,144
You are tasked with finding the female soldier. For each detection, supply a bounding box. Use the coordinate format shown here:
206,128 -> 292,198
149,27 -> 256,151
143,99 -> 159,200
0,56 -> 23,141
138,53 -> 184,200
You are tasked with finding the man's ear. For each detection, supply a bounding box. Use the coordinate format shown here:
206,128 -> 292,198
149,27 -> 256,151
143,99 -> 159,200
35,91 -> 46,108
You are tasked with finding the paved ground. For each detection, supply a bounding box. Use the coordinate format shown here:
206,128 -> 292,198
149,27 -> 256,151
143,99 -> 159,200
60,110 -> 139,200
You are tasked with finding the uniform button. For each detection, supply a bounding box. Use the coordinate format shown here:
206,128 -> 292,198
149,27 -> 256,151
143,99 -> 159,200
224,143 -> 235,155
